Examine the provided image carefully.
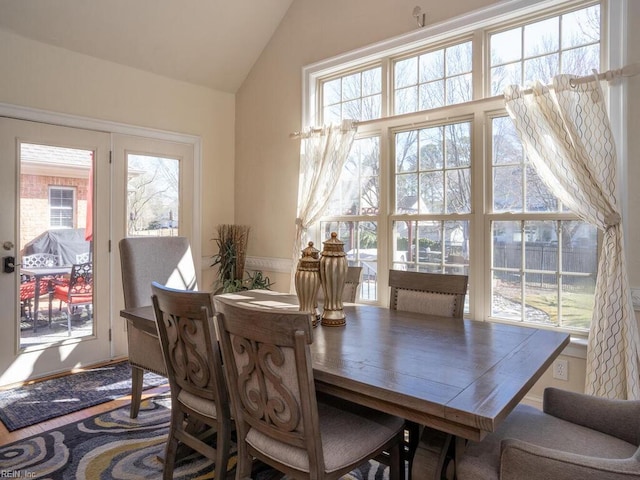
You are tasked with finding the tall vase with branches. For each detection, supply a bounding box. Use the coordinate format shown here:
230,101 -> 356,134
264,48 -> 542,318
211,224 -> 273,293
211,224 -> 250,293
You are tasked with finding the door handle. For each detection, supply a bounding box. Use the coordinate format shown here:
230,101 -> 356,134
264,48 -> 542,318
3,256 -> 15,273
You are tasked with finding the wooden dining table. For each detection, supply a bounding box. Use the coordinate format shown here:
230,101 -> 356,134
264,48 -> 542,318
120,289 -> 570,477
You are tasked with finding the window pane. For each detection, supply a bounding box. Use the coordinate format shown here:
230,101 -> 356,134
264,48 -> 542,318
562,44 -> 600,75
127,154 -> 180,236
420,171 -> 444,213
491,29 -> 522,65
526,165 -> 557,212
361,95 -> 382,120
524,53 -> 559,85
446,74 -> 472,104
396,86 -> 418,115
524,17 -> 559,57
446,169 -> 471,213
491,62 -> 522,96
419,50 -> 444,83
396,131 -> 418,173
446,42 -> 472,75
419,81 -> 445,110
419,127 -> 443,170
362,68 -> 382,96
342,72 -> 361,101
395,57 -> 418,88
562,5 -> 600,49
323,78 -> 341,106
494,165 -> 523,211
445,123 -> 471,168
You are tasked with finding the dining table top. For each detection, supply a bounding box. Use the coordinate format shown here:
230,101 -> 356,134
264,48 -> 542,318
120,289 -> 570,442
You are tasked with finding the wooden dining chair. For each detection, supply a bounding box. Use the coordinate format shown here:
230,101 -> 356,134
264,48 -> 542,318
213,295 -> 405,480
151,282 -> 233,480
388,269 -> 469,480
119,236 -> 198,418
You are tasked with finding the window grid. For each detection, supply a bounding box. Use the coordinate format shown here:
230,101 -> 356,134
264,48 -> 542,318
313,0 -> 603,333
49,186 -> 75,228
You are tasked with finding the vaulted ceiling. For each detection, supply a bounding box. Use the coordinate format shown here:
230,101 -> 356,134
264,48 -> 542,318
0,0 -> 293,93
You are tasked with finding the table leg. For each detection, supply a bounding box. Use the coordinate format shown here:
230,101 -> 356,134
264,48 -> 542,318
411,427 -> 454,480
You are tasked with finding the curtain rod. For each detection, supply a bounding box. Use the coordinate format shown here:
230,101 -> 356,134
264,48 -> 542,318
515,63 -> 640,95
289,121 -> 360,140
289,63 -> 639,139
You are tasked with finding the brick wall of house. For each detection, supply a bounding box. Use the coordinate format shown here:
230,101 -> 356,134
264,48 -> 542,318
20,174 -> 89,252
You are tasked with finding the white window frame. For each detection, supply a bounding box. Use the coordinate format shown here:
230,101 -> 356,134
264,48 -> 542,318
302,0 -> 627,337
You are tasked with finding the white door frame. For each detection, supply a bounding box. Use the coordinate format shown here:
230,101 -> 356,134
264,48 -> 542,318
0,102 -> 202,383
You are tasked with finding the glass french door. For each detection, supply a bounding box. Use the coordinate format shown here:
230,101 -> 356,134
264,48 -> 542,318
0,118 -> 110,386
109,134 -> 197,360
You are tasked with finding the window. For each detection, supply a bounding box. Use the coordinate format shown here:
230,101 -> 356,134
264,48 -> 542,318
309,0 -> 609,334
49,187 -> 75,228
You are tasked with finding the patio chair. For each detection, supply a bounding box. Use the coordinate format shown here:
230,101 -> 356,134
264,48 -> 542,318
52,261 -> 93,335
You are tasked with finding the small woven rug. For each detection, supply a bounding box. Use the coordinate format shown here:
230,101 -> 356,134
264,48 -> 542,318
0,361 -> 166,431
0,395 -> 387,480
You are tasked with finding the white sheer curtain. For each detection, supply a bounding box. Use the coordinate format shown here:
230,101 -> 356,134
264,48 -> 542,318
504,74 -> 640,399
292,120 -> 357,289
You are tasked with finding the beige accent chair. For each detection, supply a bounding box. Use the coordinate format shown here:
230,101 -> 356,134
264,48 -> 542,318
151,282 -> 233,480
118,236 -> 197,418
389,269 -> 468,319
342,265 -> 363,302
456,387 -> 640,480
213,295 -> 405,480
388,269 -> 469,480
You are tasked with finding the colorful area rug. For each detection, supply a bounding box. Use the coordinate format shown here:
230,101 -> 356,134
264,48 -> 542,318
0,361 -> 166,431
0,395 -> 388,479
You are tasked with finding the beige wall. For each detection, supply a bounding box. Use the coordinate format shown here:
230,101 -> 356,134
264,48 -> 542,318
0,28 -> 235,289
235,0 -> 640,398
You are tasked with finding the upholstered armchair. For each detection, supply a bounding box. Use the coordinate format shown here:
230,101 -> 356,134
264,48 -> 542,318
118,236 -> 197,418
456,387 -> 640,480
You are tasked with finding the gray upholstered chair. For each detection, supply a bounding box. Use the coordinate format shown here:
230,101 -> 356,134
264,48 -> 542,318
388,269 -> 469,480
213,295 -> 405,480
151,282 -> 233,480
456,387 -> 640,480
118,236 -> 197,418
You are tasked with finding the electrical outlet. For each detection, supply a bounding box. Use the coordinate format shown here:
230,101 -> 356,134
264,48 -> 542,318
553,359 -> 568,381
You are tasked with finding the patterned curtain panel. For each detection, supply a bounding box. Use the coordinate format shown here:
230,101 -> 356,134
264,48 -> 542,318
292,120 -> 357,289
505,75 -> 640,399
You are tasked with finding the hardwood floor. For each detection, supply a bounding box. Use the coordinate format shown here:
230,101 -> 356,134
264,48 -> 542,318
0,364 -> 170,445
